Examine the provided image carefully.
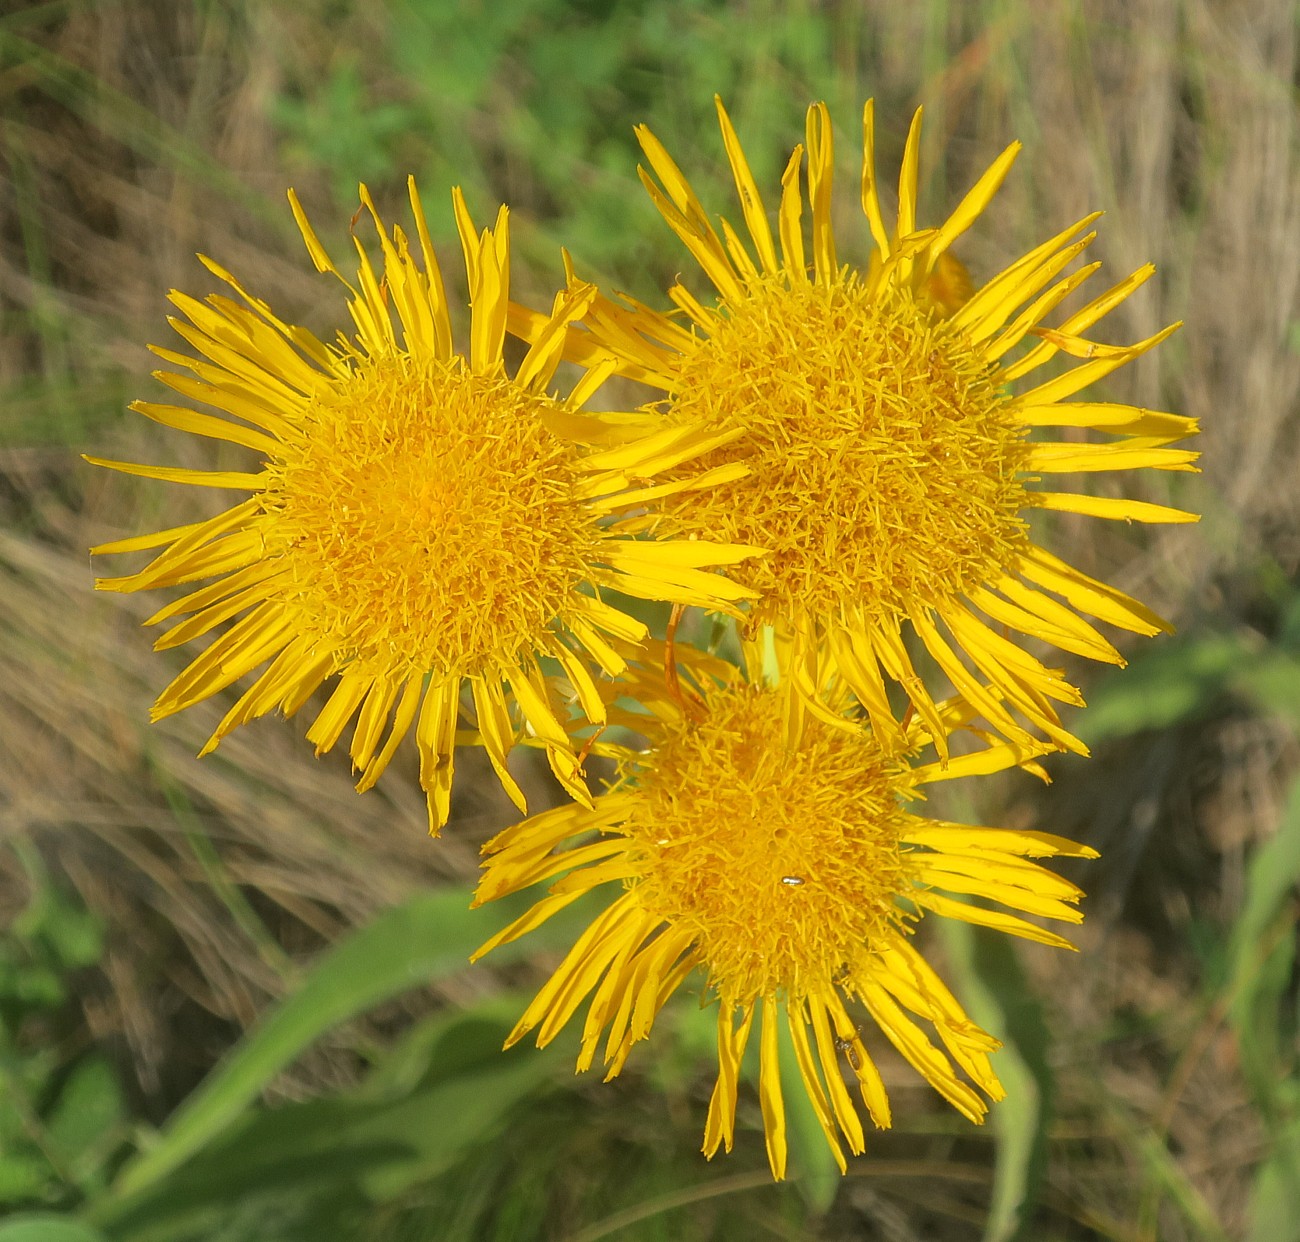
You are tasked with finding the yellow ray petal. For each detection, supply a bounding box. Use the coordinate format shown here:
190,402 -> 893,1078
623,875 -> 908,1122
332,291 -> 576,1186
787,1002 -> 847,1173
759,995 -> 788,1180
930,140 -> 1021,260
859,99 -> 890,258
1018,544 -> 1172,635
1030,491 -> 1199,524
778,144 -> 808,281
913,892 -> 1078,950
805,102 -> 837,285
82,456 -> 265,491
1016,401 -> 1198,442
715,96 -> 778,274
1026,439 -> 1200,473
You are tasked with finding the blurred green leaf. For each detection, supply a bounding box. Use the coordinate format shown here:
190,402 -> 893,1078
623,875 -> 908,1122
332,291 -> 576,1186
0,1154 -> 56,1206
100,887 -> 513,1205
0,1218 -> 108,1242
939,922 -> 1053,1242
95,999 -> 563,1242
93,884 -> 600,1228
773,1012 -> 839,1213
1237,650 -> 1300,730
1230,777 -> 1300,1240
1247,1113 -> 1300,1242
44,1057 -> 125,1177
1227,777 -> 1300,1085
1078,633 -> 1251,746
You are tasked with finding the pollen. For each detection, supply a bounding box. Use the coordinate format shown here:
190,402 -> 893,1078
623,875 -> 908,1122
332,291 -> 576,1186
266,353 -> 596,680
624,682 -> 913,1003
662,274 -> 1032,625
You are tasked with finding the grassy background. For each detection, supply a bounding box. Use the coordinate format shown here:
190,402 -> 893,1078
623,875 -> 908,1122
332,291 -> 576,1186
1,0 -> 1298,1238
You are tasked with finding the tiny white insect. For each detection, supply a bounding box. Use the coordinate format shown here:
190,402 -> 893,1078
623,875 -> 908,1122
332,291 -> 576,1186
780,875 -> 805,887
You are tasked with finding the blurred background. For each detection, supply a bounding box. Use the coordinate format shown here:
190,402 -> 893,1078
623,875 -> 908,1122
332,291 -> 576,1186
1,0 -> 1297,1238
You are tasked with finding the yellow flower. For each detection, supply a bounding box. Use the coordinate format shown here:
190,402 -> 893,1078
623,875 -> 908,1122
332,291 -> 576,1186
473,648 -> 1096,1178
513,99 -> 1200,760
88,181 -> 759,832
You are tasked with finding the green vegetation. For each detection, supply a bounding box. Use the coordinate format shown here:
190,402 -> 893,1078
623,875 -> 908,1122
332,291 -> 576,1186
2,0 -> 1297,1237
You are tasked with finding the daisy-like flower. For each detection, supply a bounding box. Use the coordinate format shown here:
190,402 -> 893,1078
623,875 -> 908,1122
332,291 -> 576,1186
473,647 -> 1097,1178
88,181 -> 760,832
512,99 -> 1199,759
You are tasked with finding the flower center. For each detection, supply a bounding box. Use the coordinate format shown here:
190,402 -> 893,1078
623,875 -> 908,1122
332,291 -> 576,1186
664,275 -> 1032,623
623,686 -> 915,1003
265,354 -> 597,678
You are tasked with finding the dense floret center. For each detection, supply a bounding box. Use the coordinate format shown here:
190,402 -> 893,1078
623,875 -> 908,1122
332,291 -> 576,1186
663,275 -> 1032,622
624,686 -> 914,1002
265,355 -> 596,677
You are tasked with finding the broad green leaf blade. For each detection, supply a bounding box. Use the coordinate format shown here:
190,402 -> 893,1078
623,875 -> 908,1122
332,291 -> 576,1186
1227,777 -> 1300,1095
100,886 -> 542,1206
939,921 -> 1053,1242
1247,1112 -> 1300,1242
775,1012 -> 840,1211
95,1000 -> 564,1241
1078,634 -> 1249,747
0,1218 -> 108,1242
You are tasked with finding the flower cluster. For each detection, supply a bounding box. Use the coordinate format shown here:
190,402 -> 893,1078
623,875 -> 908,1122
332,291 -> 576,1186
91,98 -> 1196,1178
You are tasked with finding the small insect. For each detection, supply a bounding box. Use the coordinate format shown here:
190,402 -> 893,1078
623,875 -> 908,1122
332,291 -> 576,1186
834,1026 -> 864,1072
780,875 -> 805,887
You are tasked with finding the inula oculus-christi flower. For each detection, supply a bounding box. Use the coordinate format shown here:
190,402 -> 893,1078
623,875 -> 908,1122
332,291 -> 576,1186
473,644 -> 1097,1179
88,181 -> 761,831
512,98 -> 1200,759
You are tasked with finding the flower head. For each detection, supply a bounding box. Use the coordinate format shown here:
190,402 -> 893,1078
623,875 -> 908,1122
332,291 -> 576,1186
89,181 -> 758,831
514,99 -> 1200,759
473,648 -> 1096,1178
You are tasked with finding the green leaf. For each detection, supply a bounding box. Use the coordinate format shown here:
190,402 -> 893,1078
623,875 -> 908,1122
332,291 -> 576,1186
0,1153 -> 56,1205
773,1010 -> 840,1213
0,1217 -> 108,1242
44,1056 -> 126,1174
939,922 -> 1053,1242
1247,1113 -> 1300,1242
99,888 -> 499,1205
95,885 -> 591,1221
1078,633 -> 1249,746
93,999 -> 564,1241
1227,777 -> 1300,1093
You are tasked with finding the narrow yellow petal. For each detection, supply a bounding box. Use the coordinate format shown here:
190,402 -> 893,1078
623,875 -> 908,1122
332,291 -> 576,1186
930,140 -> 1021,259
778,144 -> 808,281
808,994 -> 866,1153
1030,491 -> 1200,524
128,400 -> 280,456
415,677 -> 461,834
913,892 -> 1078,950
356,675 -> 423,792
471,676 -> 527,814
287,188 -> 343,278
1015,401 -> 1198,442
859,99 -> 890,257
758,996 -> 788,1180
805,102 -> 837,284
787,1002 -> 847,1173
895,106 -> 923,240
83,456 -> 265,491
1018,544 -> 1172,635
715,96 -> 778,274
1027,440 -> 1200,473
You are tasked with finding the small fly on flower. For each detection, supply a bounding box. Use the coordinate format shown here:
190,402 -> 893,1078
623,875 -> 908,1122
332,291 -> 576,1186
834,1027 -> 864,1072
